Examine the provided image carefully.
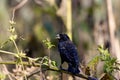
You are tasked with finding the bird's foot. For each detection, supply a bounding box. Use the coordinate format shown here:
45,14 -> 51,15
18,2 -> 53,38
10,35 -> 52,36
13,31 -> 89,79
60,65 -> 63,69
59,65 -> 67,71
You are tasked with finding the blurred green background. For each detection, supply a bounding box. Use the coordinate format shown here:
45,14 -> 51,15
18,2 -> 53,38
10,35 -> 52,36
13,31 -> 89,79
0,0 -> 120,79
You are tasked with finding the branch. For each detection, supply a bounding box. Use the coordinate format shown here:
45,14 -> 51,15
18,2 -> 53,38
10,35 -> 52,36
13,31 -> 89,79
27,67 -> 88,79
47,68 -> 88,79
12,0 -> 28,21
0,61 -> 89,79
0,50 -> 16,55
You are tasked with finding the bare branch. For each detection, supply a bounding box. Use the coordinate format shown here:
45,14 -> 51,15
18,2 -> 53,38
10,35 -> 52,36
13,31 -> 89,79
47,68 -> 88,79
12,0 -> 28,21
0,50 -> 16,55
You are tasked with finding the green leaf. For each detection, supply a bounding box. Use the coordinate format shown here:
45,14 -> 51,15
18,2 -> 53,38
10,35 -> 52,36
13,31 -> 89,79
97,45 -> 118,73
51,61 -> 57,67
42,39 -> 55,49
87,55 -> 100,70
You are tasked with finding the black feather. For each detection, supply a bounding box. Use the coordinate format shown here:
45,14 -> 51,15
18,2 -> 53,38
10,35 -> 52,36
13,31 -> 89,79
56,33 -> 80,74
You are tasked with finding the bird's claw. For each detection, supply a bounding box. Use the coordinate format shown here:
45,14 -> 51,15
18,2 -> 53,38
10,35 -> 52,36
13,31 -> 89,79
59,65 -> 67,71
60,65 -> 63,70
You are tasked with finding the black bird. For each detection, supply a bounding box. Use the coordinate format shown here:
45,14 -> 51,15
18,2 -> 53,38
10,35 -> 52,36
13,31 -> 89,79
56,33 -> 80,74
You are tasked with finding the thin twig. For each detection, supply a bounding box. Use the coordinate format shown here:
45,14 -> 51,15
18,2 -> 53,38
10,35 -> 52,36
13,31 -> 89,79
0,61 -> 40,66
0,50 -> 16,56
12,0 -> 28,21
12,40 -> 20,54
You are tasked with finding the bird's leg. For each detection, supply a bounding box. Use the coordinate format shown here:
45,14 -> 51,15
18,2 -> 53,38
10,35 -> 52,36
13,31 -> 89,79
60,65 -> 63,70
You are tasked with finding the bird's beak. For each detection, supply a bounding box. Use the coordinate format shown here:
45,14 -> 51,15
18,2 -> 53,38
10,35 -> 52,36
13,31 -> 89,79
56,34 -> 60,39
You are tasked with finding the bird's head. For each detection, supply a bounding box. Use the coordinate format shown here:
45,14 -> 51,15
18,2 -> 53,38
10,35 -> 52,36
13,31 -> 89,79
56,33 -> 70,41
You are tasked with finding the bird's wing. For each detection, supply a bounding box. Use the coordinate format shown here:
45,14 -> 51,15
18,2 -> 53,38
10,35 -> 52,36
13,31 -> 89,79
65,41 -> 79,64
58,41 -> 70,62
58,41 -> 79,65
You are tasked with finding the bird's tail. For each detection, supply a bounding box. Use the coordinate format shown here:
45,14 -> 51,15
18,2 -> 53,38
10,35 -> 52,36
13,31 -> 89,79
68,65 -> 80,74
